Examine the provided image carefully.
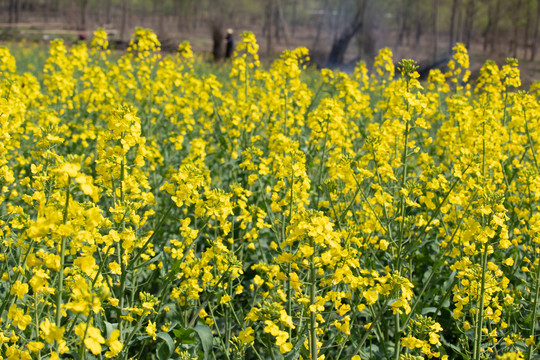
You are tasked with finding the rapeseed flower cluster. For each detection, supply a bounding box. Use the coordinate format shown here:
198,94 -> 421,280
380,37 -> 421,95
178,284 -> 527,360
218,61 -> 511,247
0,29 -> 539,360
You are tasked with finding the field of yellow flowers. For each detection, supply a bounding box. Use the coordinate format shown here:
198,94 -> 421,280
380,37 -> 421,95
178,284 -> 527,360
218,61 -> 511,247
1,27 -> 539,360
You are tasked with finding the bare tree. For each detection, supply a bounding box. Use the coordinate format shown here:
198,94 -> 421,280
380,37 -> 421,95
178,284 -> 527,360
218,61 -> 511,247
531,0 -> 540,60
510,0 -> 523,57
211,22 -> 224,61
397,0 -> 413,46
8,0 -> 19,23
274,0 -> 290,46
311,0 -> 330,52
152,0 -> 166,35
79,0 -> 89,30
44,0 -> 51,23
16,0 -> 20,23
489,0 -> 501,54
463,0 -> 476,48
327,0 -> 368,66
106,0 -> 111,24
524,0 -> 532,58
449,0 -> 461,52
291,0 -> 298,36
413,0 -> 426,46
120,0 -> 129,41
433,0 -> 439,61
264,0 -> 274,54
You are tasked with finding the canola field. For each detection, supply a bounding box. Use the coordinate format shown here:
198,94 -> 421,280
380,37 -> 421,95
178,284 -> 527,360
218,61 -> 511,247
0,28 -> 540,360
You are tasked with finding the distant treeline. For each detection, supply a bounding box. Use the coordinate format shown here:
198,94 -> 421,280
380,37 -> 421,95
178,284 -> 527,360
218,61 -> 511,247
1,0 -> 539,64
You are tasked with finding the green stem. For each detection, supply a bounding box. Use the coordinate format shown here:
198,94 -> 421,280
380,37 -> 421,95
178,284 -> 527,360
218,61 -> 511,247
393,78 -> 411,360
56,181 -> 70,327
78,312 -> 93,360
0,240 -> 35,317
122,314 -> 146,360
117,244 -> 127,341
473,111 -> 488,360
130,201 -> 174,266
393,313 -> 401,360
526,260 -> 540,360
482,118 -> 486,183
351,297 -> 392,358
397,88 -> 411,274
309,236 -> 317,360
34,292 -> 42,360
286,160 -> 295,338
473,243 -> 489,360
207,300 -> 232,360
120,156 -> 125,203
314,117 -> 330,207
265,334 -> 277,360
524,107 -> 540,172
523,105 -> 540,360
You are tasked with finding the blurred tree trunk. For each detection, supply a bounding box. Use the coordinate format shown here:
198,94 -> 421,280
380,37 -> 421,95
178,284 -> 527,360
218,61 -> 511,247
327,0 -> 367,66
482,0 -> 493,52
463,0 -> 475,48
174,0 -> 182,31
80,0 -> 89,30
414,1 -> 424,46
44,0 -> 51,23
484,0 -> 501,54
524,0 -> 532,58
331,0 -> 344,42
105,0 -> 111,24
274,4 -> 280,43
192,0 -> 200,29
532,0 -> 540,60
8,0 -> 20,23
311,0 -> 329,51
120,0 -> 128,41
15,0 -> 20,22
175,0 -> 197,32
153,0 -> 165,35
211,22 -> 224,61
9,0 -> 16,23
456,4 -> 463,43
291,0 -> 297,36
95,0 -> 101,25
449,0 -> 461,52
275,0 -> 290,46
397,0 -> 412,46
433,0 -> 439,61
53,0 -> 60,19
153,0 -> 158,29
510,0 -> 523,57
490,0 -> 501,53
264,0 -> 274,54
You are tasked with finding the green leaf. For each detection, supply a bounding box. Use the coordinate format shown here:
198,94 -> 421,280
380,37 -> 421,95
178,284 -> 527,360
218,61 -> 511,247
173,327 -> 197,345
157,341 -> 171,360
134,253 -> 162,270
421,307 -> 438,315
156,332 -> 175,360
285,335 -> 306,360
443,338 -> 470,359
104,321 -> 117,338
194,324 -> 213,360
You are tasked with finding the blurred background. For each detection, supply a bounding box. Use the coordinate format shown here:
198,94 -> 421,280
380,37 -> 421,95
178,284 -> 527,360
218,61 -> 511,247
1,0 -> 539,83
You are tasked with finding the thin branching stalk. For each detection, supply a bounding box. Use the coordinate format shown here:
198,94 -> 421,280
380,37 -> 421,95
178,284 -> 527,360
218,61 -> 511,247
473,113 -> 488,360
473,242 -> 489,360
527,260 -> 540,360
309,235 -> 317,360
55,179 -> 69,327
523,103 -> 540,360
